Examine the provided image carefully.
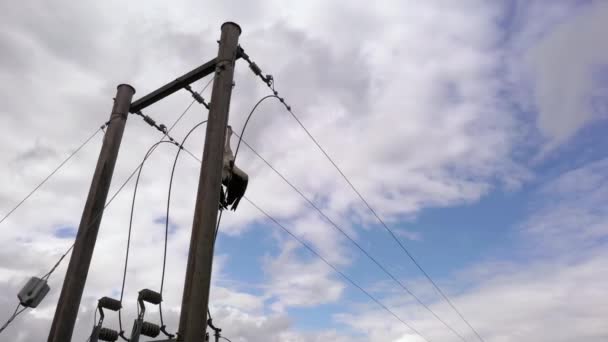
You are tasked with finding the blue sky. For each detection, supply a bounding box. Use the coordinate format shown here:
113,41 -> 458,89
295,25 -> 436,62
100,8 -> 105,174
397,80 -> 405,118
1,1 -> 608,341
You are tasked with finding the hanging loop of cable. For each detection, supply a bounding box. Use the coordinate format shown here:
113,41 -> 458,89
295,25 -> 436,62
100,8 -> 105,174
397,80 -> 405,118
1,75 -> 216,336
117,140 -> 179,339
114,74 -> 218,340
170,126 -> 433,342
240,57 -> 485,342
158,120 -> 207,331
218,94 -> 277,216
229,93 -> 466,341
40,138 -> 174,288
232,95 -> 278,161
230,131 -> 468,341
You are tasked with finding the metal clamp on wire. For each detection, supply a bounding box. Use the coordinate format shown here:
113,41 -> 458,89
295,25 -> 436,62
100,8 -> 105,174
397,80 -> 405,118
18,277 -> 49,309
129,289 -> 163,342
133,111 -> 178,145
89,297 -> 122,342
236,45 -> 273,87
184,85 -> 210,109
207,318 -> 222,342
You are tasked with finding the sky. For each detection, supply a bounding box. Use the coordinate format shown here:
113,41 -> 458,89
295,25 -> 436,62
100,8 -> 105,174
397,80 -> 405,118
1,0 -> 607,341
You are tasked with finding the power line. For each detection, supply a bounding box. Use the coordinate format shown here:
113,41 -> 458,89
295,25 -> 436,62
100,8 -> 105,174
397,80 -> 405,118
227,93 -> 465,340
284,104 -> 483,341
0,122 -> 107,226
160,120 -> 207,330
118,140 -> 179,335
39,141 -> 163,282
113,76 -> 216,337
1,151 -> 146,335
232,132 -> 466,341
60,138 -> 180,339
0,303 -> 26,335
238,56 -> 485,341
107,75 -> 215,338
161,118 -> 235,332
9,76 -> 217,339
233,94 -> 278,161
13,74 -> 216,285
179,95 -> 444,341
171,144 -> 226,243
285,103 -> 484,342
243,196 -> 431,342
1,57 -> 216,340
167,75 -> 216,134
132,74 -> 216,144
172,122 -> 432,342
162,119 -> 231,341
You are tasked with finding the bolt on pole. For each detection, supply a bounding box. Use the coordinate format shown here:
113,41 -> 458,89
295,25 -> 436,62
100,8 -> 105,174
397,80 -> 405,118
177,22 -> 241,341
48,84 -> 135,342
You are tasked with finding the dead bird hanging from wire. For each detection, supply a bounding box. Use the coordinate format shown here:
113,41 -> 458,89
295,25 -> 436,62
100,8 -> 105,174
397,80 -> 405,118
220,126 -> 248,211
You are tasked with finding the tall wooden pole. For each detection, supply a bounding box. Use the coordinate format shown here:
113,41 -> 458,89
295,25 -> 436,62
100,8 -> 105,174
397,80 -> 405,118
177,22 -> 241,341
48,84 -> 135,342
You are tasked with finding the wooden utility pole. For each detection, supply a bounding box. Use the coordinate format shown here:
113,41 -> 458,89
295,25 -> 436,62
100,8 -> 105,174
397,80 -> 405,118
48,84 -> 135,342
177,22 -> 241,341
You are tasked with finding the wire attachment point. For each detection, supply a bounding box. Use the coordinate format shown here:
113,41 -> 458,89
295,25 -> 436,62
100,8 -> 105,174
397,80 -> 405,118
184,85 -> 210,109
159,325 -> 174,339
238,45 -> 274,88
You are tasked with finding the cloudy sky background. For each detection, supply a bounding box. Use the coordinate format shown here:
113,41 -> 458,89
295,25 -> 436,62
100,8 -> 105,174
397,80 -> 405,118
1,0 -> 608,341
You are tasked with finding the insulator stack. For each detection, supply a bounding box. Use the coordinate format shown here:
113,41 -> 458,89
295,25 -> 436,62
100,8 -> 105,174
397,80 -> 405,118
129,288 -> 167,341
98,327 -> 119,341
98,297 -> 121,311
139,289 -> 162,305
89,296 -> 122,342
140,321 -> 160,337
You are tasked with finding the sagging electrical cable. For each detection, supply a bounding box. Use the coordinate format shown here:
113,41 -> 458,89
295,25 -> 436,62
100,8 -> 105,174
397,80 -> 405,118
160,120 -> 237,337
1,131 -> 170,337
0,122 -> 107,226
113,71 -> 218,340
219,94 -> 279,214
230,133 -> 468,341
33,73 -> 217,294
239,48 -> 484,342
172,142 -> 433,342
243,196 -> 431,342
117,140 -> 179,340
0,303 -> 26,335
2,71 -> 219,339
158,120 -> 207,332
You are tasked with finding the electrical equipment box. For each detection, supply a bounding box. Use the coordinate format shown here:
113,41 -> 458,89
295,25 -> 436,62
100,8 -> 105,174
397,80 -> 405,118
17,277 -> 50,308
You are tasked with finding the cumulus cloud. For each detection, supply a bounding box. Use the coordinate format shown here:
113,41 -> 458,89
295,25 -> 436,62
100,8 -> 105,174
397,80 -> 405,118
508,0 -> 608,152
263,240 -> 345,312
337,247 -> 608,342
1,0 -> 606,341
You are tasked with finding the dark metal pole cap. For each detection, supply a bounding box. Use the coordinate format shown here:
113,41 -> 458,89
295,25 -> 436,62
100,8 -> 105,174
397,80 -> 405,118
117,84 -> 136,94
221,21 -> 242,34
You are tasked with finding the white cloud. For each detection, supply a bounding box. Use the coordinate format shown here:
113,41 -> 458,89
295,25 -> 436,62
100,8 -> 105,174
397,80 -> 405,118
3,1 -> 606,341
332,159 -> 608,341
509,1 -> 608,152
521,157 -> 608,252
336,246 -> 608,342
263,240 -> 345,312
